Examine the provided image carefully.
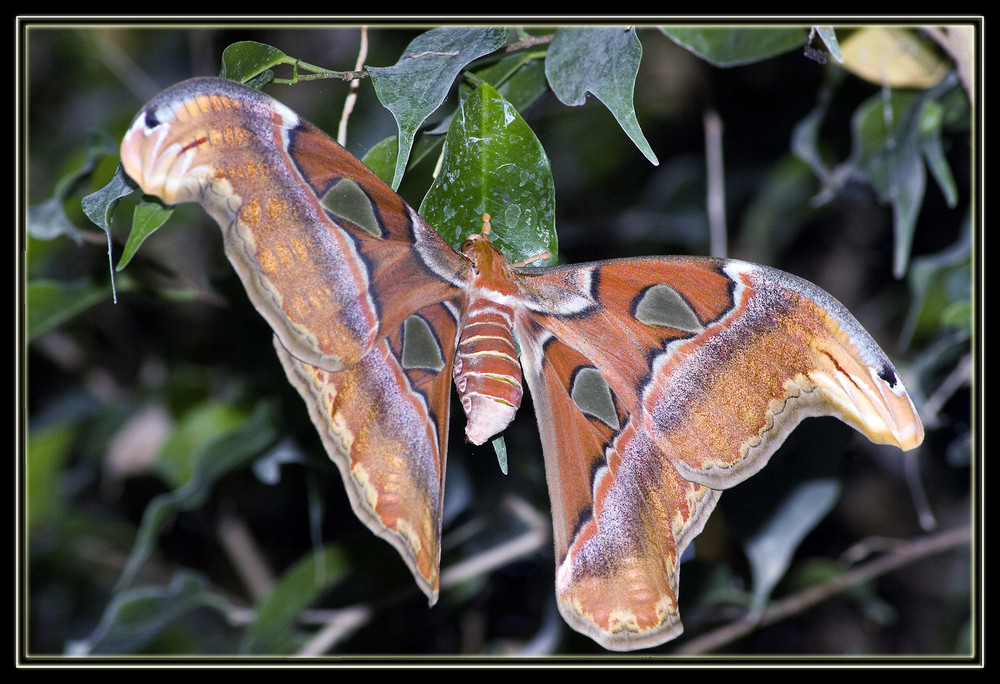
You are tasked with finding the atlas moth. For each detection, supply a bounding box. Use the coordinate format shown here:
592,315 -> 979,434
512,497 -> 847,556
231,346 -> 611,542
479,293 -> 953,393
119,77 -> 923,651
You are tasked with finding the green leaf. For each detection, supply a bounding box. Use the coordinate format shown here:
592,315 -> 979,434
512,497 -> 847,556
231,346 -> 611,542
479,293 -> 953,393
661,26 -> 809,67
367,26 -> 510,189
241,545 -> 349,654
27,421 -> 79,530
115,200 -> 174,271
796,72 -> 961,279
220,41 -> 289,83
742,478 -> 841,612
738,153 -> 821,262
115,401 -> 280,593
420,82 -> 556,266
470,50 -> 550,114
156,399 -> 251,489
27,196 -> 85,244
40,127 -> 121,227
67,571 -> 233,655
917,99 -> 959,208
82,164 -> 140,300
27,278 -> 112,341
721,420 -> 846,612
851,90 -> 927,278
360,135 -> 400,186
815,26 -> 843,64
491,435 -> 508,475
360,133 -> 446,187
789,66 -> 847,189
81,164 -> 136,234
901,214 -> 972,346
545,27 -> 658,165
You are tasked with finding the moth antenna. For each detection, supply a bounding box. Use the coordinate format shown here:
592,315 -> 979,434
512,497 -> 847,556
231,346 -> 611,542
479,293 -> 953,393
513,252 -> 551,267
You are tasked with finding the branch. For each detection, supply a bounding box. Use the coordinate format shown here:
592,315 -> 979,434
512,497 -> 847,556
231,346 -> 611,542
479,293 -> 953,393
673,524 -> 972,654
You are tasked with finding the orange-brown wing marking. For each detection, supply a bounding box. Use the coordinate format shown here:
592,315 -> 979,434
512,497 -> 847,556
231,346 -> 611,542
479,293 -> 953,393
284,121 -> 471,339
273,300 -> 462,602
120,77 -> 467,374
121,78 -> 926,652
516,257 -> 922,491
511,256 -> 922,649
635,260 -> 924,490
515,315 -> 720,651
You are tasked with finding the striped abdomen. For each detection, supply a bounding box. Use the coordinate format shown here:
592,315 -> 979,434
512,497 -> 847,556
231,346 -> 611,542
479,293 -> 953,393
453,298 -> 523,445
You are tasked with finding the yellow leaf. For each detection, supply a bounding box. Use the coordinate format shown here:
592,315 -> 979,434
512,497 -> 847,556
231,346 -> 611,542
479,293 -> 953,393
840,27 -> 949,88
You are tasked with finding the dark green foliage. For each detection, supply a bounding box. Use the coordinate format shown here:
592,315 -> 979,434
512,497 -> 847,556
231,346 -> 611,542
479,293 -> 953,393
23,24 -> 974,658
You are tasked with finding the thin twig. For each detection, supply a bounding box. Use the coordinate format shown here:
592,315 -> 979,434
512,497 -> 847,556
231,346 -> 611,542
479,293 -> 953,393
216,510 -> 274,602
673,524 -> 972,654
296,605 -> 373,656
704,109 -> 728,259
504,33 -> 554,52
440,495 -> 550,590
338,27 -> 368,147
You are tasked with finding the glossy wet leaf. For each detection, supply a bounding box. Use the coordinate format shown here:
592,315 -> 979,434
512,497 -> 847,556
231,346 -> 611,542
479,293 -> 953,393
420,83 -> 556,266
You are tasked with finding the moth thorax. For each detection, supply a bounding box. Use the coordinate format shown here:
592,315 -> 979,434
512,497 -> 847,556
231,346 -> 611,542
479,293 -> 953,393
452,299 -> 523,445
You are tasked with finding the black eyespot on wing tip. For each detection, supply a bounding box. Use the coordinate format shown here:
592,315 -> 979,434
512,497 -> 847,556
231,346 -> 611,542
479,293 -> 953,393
878,363 -> 899,387
143,109 -> 161,129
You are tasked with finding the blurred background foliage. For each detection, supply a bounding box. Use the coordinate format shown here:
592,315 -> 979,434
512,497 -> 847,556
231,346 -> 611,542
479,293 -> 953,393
23,23 -> 976,658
